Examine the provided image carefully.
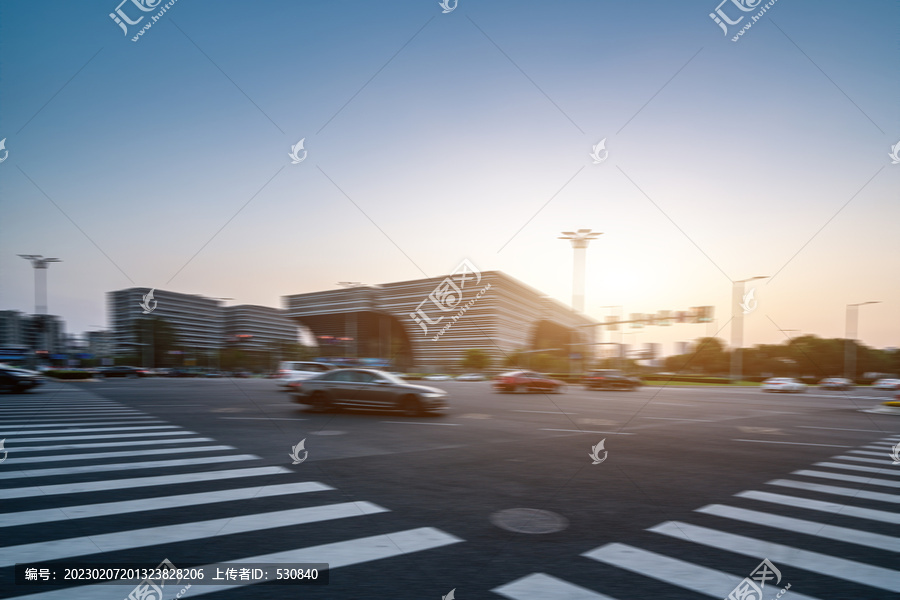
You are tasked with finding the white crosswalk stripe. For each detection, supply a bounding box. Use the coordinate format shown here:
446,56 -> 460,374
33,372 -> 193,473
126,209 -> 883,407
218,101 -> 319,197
1,389 -> 466,600
490,435 -> 900,599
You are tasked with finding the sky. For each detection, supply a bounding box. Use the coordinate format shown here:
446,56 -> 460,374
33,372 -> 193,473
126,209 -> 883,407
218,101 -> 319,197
0,0 -> 898,356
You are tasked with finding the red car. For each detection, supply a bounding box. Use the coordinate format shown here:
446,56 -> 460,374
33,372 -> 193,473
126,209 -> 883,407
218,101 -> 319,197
493,370 -> 566,393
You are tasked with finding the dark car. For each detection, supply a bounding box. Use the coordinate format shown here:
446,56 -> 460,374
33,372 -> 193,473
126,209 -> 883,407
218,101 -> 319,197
100,365 -> 148,378
0,364 -> 45,393
583,369 -> 642,390
492,370 -> 566,393
290,368 -> 448,416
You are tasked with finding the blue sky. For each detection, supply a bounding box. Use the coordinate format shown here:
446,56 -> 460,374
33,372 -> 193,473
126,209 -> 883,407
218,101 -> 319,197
1,0 -> 898,354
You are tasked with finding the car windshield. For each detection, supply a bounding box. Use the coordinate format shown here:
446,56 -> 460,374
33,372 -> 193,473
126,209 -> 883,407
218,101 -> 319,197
371,370 -> 404,384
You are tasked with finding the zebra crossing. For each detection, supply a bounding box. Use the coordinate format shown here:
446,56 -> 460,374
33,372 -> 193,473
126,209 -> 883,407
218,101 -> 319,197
493,433 -> 900,600
0,388 -> 463,599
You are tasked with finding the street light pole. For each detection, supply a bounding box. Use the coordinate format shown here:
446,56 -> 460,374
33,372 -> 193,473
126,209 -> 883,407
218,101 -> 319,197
845,301 -> 880,380
559,230 -> 602,313
730,276 -> 767,383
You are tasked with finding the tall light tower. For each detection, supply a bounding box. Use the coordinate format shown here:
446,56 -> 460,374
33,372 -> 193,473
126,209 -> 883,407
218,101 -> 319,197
845,301 -> 880,380
558,229 -> 602,313
18,254 -> 62,315
730,275 -> 767,383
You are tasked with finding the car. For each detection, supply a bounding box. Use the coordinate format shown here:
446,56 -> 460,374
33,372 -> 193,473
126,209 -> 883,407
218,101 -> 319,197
872,378 -> 900,390
761,377 -> 807,393
818,377 -> 854,390
583,369 -> 642,391
100,365 -> 149,378
456,373 -> 486,381
290,368 -> 448,416
492,370 -> 566,393
276,361 -> 338,389
0,364 -> 45,393
423,374 -> 451,381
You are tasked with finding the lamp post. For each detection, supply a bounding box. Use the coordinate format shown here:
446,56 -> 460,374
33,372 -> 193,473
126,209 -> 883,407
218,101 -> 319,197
730,276 -> 768,383
845,301 -> 880,380
19,255 -> 62,356
558,230 -> 602,313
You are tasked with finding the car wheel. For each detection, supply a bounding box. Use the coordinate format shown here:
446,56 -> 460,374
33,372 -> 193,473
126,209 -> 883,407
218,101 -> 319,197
400,395 -> 424,417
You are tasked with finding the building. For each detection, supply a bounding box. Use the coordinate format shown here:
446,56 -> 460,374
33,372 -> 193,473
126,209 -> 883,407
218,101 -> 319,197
284,269 -> 598,372
224,304 -> 301,351
87,330 -> 114,361
108,288 -> 224,357
0,310 -> 26,347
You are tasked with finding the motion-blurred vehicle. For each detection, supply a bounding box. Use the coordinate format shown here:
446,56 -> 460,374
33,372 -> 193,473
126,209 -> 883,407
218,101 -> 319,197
423,374 -> 451,381
818,377 -> 854,390
290,368 -> 448,416
100,366 -> 149,378
761,377 -> 807,393
456,373 -> 486,381
0,364 -> 45,393
872,378 -> 900,390
583,369 -> 642,391
276,361 -> 337,389
492,371 -> 565,393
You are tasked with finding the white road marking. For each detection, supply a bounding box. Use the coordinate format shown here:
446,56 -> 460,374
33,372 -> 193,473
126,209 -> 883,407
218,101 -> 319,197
733,439 -> 853,448
5,437 -> 215,454
813,461 -> 900,476
832,454 -> 896,465
1,445 -> 234,465
0,501 -> 388,567
13,527 -> 463,599
767,479 -> 900,504
650,521 -> 900,592
0,465 -> 290,499
582,542 -> 822,600
798,426 -> 896,433
493,573 -> 620,600
0,481 -> 333,527
12,431 -> 197,443
696,503 -> 900,551
791,469 -> 900,488
540,429 -> 634,435
0,454 -> 259,480
849,449 -> 895,457
736,489 -> 900,524
0,420 -> 162,429
0,425 -> 178,436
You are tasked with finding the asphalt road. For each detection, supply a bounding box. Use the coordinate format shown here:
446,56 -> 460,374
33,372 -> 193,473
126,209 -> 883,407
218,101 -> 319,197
1,378 -> 898,599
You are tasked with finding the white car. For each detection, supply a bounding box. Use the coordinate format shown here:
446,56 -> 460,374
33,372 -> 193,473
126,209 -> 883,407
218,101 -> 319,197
872,378 -> 900,390
456,373 -> 486,381
761,377 -> 807,393
423,374 -> 451,381
276,361 -> 337,389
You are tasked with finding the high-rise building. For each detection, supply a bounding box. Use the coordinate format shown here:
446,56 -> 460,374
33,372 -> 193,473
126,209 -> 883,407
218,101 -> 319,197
0,310 -> 26,347
108,288 -> 224,356
224,305 -> 300,351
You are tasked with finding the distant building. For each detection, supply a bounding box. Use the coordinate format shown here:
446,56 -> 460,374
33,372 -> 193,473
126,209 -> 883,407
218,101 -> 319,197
0,310 -> 26,347
87,330 -> 113,359
284,270 -> 597,372
108,288 -> 224,356
224,305 -> 300,351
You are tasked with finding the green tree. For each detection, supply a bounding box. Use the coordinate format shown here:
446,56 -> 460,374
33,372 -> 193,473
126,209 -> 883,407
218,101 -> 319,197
134,317 -> 180,367
461,349 -> 491,371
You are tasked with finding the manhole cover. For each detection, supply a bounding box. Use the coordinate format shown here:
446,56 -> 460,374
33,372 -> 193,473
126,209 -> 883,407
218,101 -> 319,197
490,508 -> 569,534
310,430 -> 346,436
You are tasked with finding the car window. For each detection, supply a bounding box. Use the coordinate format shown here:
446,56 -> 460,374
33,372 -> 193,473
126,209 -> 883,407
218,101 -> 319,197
320,371 -> 346,381
355,372 -> 377,383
